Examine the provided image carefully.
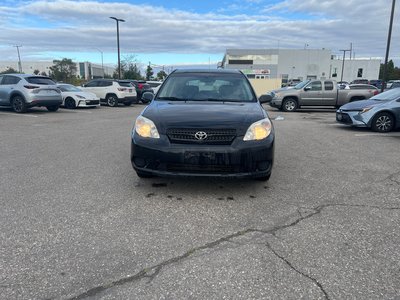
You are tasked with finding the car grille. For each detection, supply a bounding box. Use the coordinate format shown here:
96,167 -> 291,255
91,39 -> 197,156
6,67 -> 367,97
167,128 -> 237,145
86,100 -> 99,105
336,112 -> 352,124
166,163 -> 235,174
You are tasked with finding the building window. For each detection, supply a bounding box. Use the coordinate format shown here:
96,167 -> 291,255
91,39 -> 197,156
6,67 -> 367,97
228,59 -> 253,65
357,68 -> 363,78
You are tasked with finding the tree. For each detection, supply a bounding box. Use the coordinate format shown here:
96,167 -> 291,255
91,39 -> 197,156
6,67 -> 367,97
379,59 -> 396,80
40,71 -> 47,76
0,67 -> 19,74
33,69 -> 40,75
146,65 -> 153,80
49,58 -> 77,83
113,54 -> 144,80
156,70 -> 167,81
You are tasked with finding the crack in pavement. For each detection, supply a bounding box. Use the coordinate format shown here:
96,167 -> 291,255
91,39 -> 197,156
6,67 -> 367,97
66,203 -> 400,299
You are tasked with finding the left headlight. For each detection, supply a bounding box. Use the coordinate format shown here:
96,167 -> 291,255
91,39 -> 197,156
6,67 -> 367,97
76,95 -> 86,99
243,118 -> 272,141
360,106 -> 373,114
135,116 -> 160,139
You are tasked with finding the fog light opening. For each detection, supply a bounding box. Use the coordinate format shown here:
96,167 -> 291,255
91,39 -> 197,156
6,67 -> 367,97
257,161 -> 270,171
134,157 -> 146,168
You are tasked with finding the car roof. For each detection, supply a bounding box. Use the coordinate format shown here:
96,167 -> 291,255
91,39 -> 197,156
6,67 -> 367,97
1,73 -> 50,78
172,69 -> 242,74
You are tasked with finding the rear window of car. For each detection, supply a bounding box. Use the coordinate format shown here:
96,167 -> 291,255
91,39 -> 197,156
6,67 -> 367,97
158,72 -> 256,102
118,81 -> 133,87
26,77 -> 56,85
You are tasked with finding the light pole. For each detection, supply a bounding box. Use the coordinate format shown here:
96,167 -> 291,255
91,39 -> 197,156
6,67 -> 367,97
109,17 -> 125,79
13,45 -> 22,73
94,48 -> 104,78
339,47 -> 351,82
381,0 -> 396,92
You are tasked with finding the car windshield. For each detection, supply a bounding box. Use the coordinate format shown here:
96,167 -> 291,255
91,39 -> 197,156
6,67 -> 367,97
294,80 -> 310,89
58,85 -> 81,92
26,77 -> 56,85
370,88 -> 400,101
157,72 -> 256,102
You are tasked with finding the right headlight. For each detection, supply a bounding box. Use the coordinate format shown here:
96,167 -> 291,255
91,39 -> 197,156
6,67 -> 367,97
243,118 -> 272,141
135,116 -> 160,138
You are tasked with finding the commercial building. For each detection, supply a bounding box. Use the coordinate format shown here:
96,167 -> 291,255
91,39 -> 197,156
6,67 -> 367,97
221,49 -> 381,95
0,61 -> 114,80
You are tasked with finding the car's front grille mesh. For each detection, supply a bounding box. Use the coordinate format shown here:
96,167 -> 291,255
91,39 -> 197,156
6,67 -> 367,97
167,128 -> 237,145
166,163 -> 235,174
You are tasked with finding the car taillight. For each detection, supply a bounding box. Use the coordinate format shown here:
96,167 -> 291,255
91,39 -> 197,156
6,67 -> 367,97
373,90 -> 379,95
118,88 -> 127,91
138,83 -> 144,89
24,85 -> 40,89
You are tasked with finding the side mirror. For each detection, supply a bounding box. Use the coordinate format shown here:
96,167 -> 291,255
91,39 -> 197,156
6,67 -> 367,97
304,86 -> 311,91
141,92 -> 154,103
259,94 -> 272,103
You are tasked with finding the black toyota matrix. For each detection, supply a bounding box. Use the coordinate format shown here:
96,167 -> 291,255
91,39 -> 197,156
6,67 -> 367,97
131,69 -> 274,181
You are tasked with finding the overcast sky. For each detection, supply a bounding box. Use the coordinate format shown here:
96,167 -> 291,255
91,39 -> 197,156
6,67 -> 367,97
0,0 -> 399,68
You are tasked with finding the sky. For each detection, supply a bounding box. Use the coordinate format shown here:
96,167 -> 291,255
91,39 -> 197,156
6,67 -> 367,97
0,0 -> 399,70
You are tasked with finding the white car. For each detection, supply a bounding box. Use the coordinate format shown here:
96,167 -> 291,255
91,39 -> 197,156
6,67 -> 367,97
57,84 -> 99,109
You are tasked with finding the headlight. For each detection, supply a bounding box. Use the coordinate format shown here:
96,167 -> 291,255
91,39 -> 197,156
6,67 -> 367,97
135,116 -> 160,138
76,95 -> 86,99
243,118 -> 272,141
360,107 -> 373,114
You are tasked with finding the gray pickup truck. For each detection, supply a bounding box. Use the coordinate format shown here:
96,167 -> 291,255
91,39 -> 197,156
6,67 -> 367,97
268,80 -> 377,112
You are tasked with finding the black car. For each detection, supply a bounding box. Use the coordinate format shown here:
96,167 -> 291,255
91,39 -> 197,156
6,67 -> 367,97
130,80 -> 153,103
130,69 -> 274,181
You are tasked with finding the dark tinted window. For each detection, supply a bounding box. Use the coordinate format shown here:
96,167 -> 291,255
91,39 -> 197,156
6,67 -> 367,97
324,81 -> 334,90
228,60 -> 253,65
0,75 -> 3,84
85,81 -> 98,87
98,81 -> 112,87
3,76 -> 21,85
26,77 -> 55,85
309,81 -> 322,91
118,81 -> 132,87
391,82 -> 400,89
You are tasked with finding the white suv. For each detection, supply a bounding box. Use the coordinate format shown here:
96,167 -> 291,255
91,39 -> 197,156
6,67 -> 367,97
0,74 -> 62,113
81,79 -> 137,107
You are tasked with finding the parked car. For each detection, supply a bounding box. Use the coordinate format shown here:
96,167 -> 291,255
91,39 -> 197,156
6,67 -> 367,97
336,88 -> 400,132
386,80 -> 400,89
349,84 -> 379,95
131,69 -> 274,181
146,80 -> 163,93
351,79 -> 369,85
268,79 -> 376,112
389,81 -> 400,89
369,79 -> 385,89
129,80 -> 153,103
0,74 -> 62,113
80,79 -> 137,107
57,84 -> 99,109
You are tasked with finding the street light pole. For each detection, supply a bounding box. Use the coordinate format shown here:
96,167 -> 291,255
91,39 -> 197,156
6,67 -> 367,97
381,0 -> 396,92
13,45 -> 22,73
339,48 -> 351,82
94,48 -> 104,78
109,17 -> 125,79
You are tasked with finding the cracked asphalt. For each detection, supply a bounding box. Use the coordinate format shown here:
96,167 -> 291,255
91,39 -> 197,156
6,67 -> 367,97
1,105 -> 399,300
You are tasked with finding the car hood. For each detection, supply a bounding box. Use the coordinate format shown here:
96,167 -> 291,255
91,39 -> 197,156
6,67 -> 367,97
62,91 -> 98,99
143,100 -> 266,135
339,99 -> 387,111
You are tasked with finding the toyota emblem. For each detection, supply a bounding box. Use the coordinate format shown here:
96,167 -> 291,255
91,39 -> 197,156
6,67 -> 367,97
194,131 -> 208,140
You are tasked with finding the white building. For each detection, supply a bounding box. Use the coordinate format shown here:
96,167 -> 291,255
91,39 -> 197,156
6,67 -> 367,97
0,61 -> 114,80
221,49 -> 381,84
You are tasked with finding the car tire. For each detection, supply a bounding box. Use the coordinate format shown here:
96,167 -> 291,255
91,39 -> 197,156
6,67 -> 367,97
281,98 -> 298,112
46,105 -> 59,112
11,95 -> 27,113
136,170 -> 153,178
106,94 -> 119,107
371,112 -> 394,132
123,101 -> 132,106
65,97 -> 76,109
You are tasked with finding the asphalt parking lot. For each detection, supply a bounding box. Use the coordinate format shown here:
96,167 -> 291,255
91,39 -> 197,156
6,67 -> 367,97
1,104 -> 400,300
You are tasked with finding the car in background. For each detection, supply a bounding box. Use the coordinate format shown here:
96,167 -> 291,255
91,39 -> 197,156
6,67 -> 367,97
0,74 -> 62,113
131,69 -> 274,181
389,81 -> 400,89
57,84 -> 99,109
129,80 -> 153,103
348,84 -> 379,96
146,80 -> 163,93
336,88 -> 400,132
386,80 -> 400,89
351,79 -> 369,85
369,79 -> 385,89
80,79 -> 137,107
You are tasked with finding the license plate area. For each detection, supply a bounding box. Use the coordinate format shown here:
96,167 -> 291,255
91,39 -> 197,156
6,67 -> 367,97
184,151 -> 220,165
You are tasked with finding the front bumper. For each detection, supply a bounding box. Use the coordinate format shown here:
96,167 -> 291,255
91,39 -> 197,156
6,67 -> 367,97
27,99 -> 62,108
269,98 -> 282,109
131,134 -> 274,179
336,110 -> 368,127
78,99 -> 100,107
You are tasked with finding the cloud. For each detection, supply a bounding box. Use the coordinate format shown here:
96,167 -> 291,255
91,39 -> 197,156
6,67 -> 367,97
0,0 -> 399,64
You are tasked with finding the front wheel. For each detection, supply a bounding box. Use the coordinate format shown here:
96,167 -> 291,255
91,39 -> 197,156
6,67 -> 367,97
11,96 -> 27,113
106,94 -> 119,107
65,97 -> 76,109
371,112 -> 394,132
46,105 -> 59,112
281,98 -> 298,112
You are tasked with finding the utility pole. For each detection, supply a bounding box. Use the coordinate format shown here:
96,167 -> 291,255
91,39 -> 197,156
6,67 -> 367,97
94,48 -> 104,78
110,17 -> 125,79
339,47 -> 351,82
13,45 -> 22,73
382,0 -> 396,92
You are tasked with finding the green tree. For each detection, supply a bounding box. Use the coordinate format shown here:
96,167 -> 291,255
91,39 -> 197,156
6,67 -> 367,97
40,71 -> 47,76
146,65 -> 154,80
33,69 -> 40,75
0,67 -> 19,74
49,58 -> 77,83
379,59 -> 395,80
156,70 -> 167,81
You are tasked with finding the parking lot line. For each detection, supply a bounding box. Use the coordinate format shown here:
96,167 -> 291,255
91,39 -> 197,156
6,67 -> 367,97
0,112 -> 39,118
355,133 -> 400,137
